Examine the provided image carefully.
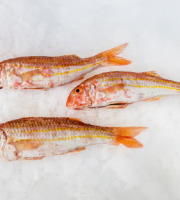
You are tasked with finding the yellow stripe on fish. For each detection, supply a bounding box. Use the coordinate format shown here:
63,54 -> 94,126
0,44 -> 131,89
129,84 -> 180,91
102,77 -> 179,86
66,71 -> 180,110
13,134 -> 113,142
49,61 -> 104,76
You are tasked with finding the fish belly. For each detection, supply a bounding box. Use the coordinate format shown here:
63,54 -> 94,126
102,85 -> 179,106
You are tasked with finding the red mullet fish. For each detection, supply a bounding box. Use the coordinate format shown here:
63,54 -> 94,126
0,117 -> 146,161
66,71 -> 180,109
0,44 -> 130,89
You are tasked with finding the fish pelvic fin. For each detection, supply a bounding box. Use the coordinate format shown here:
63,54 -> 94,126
111,127 -> 147,148
143,96 -> 162,102
98,43 -> 131,66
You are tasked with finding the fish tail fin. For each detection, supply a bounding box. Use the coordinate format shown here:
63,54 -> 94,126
111,127 -> 147,148
98,43 -> 131,66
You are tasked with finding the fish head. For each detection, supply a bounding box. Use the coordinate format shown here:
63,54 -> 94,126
66,82 -> 93,109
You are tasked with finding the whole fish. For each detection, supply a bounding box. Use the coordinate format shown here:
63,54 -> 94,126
0,44 -> 130,89
66,71 -> 180,109
0,117 -> 145,161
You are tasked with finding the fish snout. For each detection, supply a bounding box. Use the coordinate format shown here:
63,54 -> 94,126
66,95 -> 76,109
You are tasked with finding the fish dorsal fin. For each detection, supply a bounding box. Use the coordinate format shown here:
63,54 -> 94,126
141,71 -> 162,78
69,117 -> 83,123
59,55 -> 81,60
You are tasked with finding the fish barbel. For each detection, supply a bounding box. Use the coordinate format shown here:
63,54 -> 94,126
66,71 -> 180,109
0,44 -> 130,89
0,117 -> 145,161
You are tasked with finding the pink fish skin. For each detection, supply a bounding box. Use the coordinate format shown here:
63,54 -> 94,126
0,44 -> 130,89
66,71 -> 180,109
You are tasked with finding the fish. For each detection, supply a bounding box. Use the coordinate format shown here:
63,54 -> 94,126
0,117 -> 146,161
66,71 -> 180,109
0,44 -> 130,89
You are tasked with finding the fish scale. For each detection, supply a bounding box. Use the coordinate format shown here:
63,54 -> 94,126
67,71 -> 180,109
0,44 -> 130,89
0,117 -> 146,161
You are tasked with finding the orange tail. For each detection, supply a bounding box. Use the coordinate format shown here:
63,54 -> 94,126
98,43 -> 131,65
111,127 -> 147,148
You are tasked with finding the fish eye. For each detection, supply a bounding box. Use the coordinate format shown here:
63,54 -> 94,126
76,88 -> 80,93
75,87 -> 82,94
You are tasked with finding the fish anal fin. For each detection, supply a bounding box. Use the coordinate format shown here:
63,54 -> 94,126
67,147 -> 86,154
141,71 -> 162,78
143,96 -> 162,102
106,103 -> 130,109
25,156 -> 45,160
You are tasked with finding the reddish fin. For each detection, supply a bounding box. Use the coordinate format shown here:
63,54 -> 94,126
143,96 -> 162,102
141,71 -> 162,78
106,103 -> 130,109
67,147 -> 86,154
116,138 -> 143,148
10,140 -> 44,151
18,69 -> 43,82
59,55 -> 81,60
69,117 -> 83,123
98,43 -> 131,66
102,84 -> 125,95
111,127 -> 146,148
25,156 -> 45,160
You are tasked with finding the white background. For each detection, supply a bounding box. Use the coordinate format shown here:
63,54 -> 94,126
0,0 -> 180,199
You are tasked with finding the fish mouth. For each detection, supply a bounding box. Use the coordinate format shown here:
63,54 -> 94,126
66,103 -> 84,110
66,101 -> 74,109
66,101 -> 88,110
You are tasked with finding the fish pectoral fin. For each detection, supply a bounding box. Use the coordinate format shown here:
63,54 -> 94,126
19,69 -> 43,82
141,71 -> 162,78
68,147 -> 86,154
102,84 -> 125,95
106,103 -> 130,109
11,140 -> 44,151
143,96 -> 162,102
